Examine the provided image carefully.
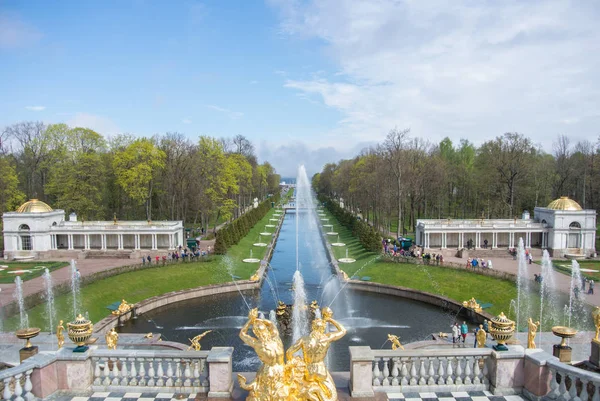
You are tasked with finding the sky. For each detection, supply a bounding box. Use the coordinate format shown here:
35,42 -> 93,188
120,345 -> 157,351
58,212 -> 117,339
1,0 -> 599,177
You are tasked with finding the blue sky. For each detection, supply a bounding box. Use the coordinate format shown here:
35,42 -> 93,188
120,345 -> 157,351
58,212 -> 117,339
2,1 -> 600,176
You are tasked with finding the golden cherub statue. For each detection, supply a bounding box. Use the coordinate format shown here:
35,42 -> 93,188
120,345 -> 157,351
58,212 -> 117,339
111,299 -> 132,315
144,332 -> 153,339
476,324 -> 487,348
593,307 -> 600,341
276,300 -> 287,316
310,300 -> 319,310
462,297 -> 482,313
527,318 -> 540,349
105,327 -> 119,350
340,270 -> 349,281
56,320 -> 65,349
188,330 -> 212,351
388,334 -> 404,350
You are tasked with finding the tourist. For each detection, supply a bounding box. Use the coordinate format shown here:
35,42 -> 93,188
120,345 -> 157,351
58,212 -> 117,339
574,286 -> 580,300
483,319 -> 489,333
528,253 -> 533,265
452,323 -> 460,344
473,326 -> 480,348
488,259 -> 493,269
460,321 -> 468,343
483,239 -> 488,249
142,257 -> 145,265
466,258 -> 471,269
471,258 -> 478,268
589,280 -> 595,295
583,277 -> 588,292
439,254 -> 444,265
147,255 -> 151,264
155,255 -> 160,265
162,255 -> 166,265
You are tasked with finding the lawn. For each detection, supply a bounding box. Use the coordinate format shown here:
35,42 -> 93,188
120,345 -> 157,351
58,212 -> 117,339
552,260 -> 600,281
0,261 -> 69,284
4,204 -> 284,331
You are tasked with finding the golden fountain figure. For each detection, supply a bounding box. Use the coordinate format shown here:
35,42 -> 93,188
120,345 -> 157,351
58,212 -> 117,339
476,325 -> 487,348
56,320 -> 65,349
527,318 -> 540,349
593,307 -> 600,341
276,300 -> 287,316
111,299 -> 133,315
105,327 -> 119,350
462,297 -> 482,313
188,330 -> 212,351
387,334 -> 404,350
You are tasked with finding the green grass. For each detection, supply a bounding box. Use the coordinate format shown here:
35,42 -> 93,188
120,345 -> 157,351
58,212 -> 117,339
552,260 -> 600,281
0,261 -> 68,283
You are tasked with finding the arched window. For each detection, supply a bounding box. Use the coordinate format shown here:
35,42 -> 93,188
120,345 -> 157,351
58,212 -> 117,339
541,219 -> 547,225
19,224 -> 31,250
569,222 -> 581,229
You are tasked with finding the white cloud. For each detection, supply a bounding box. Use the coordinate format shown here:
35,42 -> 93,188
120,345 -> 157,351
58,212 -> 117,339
205,104 -> 243,119
270,0 -> 600,150
0,13 -> 42,49
66,113 -> 121,135
182,118 -> 192,124
249,80 -> 259,85
25,106 -> 46,111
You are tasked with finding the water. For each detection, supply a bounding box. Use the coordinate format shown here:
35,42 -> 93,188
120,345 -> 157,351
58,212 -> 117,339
346,248 -> 349,258
43,268 -> 57,335
269,310 -> 277,324
14,277 -> 29,329
515,238 -> 530,332
222,255 -> 252,311
291,270 -> 308,342
568,260 -> 588,328
538,250 -> 559,347
70,260 -> 82,319
250,249 -> 253,259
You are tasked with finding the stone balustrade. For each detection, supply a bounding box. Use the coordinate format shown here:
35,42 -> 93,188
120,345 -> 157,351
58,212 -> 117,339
0,366 -> 35,401
544,355 -> 600,401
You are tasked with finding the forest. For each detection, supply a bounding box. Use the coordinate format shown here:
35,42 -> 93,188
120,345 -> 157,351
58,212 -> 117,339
0,121 -> 281,232
312,129 -> 599,237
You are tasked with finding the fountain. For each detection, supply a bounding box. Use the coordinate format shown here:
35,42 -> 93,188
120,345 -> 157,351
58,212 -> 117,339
331,234 -> 345,247
70,259 -> 82,319
567,260 -> 588,328
338,248 -> 356,264
260,227 -> 273,236
253,234 -> 268,247
291,270 -> 308,342
14,277 -> 41,361
14,276 -> 29,329
43,268 -> 57,336
242,249 -> 261,263
515,238 -> 530,332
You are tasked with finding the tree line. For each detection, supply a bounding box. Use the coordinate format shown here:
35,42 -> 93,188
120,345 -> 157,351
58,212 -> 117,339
0,121 -> 281,230
312,129 -> 600,237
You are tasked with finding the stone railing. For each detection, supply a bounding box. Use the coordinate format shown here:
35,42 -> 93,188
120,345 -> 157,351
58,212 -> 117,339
545,355 -> 600,401
350,345 -> 526,398
0,365 -> 35,401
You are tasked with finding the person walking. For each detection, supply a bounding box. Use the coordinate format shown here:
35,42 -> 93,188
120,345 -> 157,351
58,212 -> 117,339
461,321 -> 469,343
452,323 -> 460,344
589,280 -> 595,295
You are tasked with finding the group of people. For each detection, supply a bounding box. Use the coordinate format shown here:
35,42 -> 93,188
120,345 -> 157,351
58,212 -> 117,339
451,320 -> 490,348
141,246 -> 211,266
465,258 -> 493,269
573,276 -> 595,298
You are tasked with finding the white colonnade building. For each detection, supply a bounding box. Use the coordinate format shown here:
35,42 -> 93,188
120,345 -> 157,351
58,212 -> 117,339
415,197 -> 596,258
2,199 -> 184,259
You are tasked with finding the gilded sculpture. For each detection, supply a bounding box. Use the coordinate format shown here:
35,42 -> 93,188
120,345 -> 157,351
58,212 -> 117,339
476,325 -> 486,348
111,299 -> 133,315
593,307 -> 600,341
527,318 -> 540,349
238,306 -> 346,401
387,334 -> 404,350
56,320 -> 65,349
188,330 -> 212,351
105,327 -> 119,350
462,297 -> 482,313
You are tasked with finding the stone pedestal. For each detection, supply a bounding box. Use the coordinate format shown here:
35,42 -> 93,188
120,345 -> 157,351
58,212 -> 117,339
349,346 -> 375,398
19,346 -> 38,362
553,345 -> 572,363
490,345 -> 525,395
207,347 -> 233,398
590,340 -> 600,366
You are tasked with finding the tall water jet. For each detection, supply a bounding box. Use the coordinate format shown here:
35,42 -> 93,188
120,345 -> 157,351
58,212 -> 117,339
70,259 -> 82,318
291,270 -> 308,342
43,268 -> 57,335
269,310 -> 277,324
14,277 -> 29,329
538,250 -> 559,346
568,260 -> 587,329
515,238 -> 530,332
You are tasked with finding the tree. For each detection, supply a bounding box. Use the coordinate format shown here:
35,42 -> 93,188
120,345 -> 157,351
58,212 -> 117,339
231,134 -> 255,158
383,128 -> 410,236
113,139 -> 166,220
0,156 -> 26,214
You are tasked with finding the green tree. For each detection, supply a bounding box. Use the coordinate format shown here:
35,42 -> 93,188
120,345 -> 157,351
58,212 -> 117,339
0,156 -> 26,213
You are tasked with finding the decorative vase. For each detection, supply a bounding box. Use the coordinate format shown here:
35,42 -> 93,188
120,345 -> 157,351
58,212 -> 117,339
488,312 -> 515,351
67,314 -> 94,352
15,327 -> 41,349
552,326 -> 577,347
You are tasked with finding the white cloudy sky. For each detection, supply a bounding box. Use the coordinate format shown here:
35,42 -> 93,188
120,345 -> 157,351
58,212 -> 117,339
2,1 -> 599,177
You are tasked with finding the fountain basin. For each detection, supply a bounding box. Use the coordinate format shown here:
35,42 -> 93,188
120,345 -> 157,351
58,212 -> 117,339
253,243 -> 268,247
338,258 -> 356,263
15,327 -> 41,349
269,219 -> 279,222
552,326 -> 577,347
331,243 -> 346,247
260,232 -> 273,236
243,258 -> 261,263
326,232 -> 338,236
265,224 -> 276,228
321,219 -> 329,222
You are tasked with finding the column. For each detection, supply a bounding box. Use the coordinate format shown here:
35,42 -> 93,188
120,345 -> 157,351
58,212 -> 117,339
169,234 -> 173,249
492,232 -> 497,248
135,234 -> 140,250
442,232 -> 447,249
118,234 -> 124,250
101,234 -> 106,250
68,234 -> 73,250
84,234 -> 90,250
461,232 -> 464,249
152,234 -> 158,250
475,232 -> 480,248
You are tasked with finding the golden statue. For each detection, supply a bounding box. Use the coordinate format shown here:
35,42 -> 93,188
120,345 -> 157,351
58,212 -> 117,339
250,273 -> 260,282
237,308 -> 287,401
56,320 -> 65,349
286,306 -> 347,401
340,270 -> 349,281
276,301 -> 287,316
462,297 -> 482,313
387,334 -> 404,350
476,325 -> 487,348
188,330 -> 212,351
111,299 -> 132,315
144,332 -> 153,338
105,327 -> 119,350
593,307 -> 600,341
527,318 -> 540,348
310,300 -> 319,311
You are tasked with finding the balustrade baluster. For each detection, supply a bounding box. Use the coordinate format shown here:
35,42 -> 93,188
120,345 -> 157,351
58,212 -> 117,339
166,359 -> 174,387
455,357 -> 463,385
24,370 -> 34,401
94,359 -> 102,385
193,360 -> 201,387
409,358 -> 417,386
14,373 -> 23,401
111,358 -> 121,385
3,377 -> 13,401
201,358 -> 209,388
372,359 -> 381,386
400,359 -> 408,386
482,358 -> 489,385
580,379 -> 589,401
418,358 -> 427,385
120,358 -> 129,386
174,359 -> 183,387
184,360 -> 192,387
382,358 -> 390,386
437,357 -> 446,385
473,358 -> 481,385
138,359 -> 147,386
592,382 -> 600,401
391,358 -> 400,386
156,358 -> 165,387
427,357 -> 435,385
568,374 -> 579,401
129,358 -> 138,386
558,371 -> 568,400
547,368 -> 560,400
445,358 -> 454,385
464,357 -> 472,385
147,359 -> 156,386
102,358 -> 111,386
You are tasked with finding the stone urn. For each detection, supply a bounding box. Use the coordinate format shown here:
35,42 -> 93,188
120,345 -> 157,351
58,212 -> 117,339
67,314 -> 94,351
488,312 -> 515,351
15,327 -> 41,349
552,326 -> 577,363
